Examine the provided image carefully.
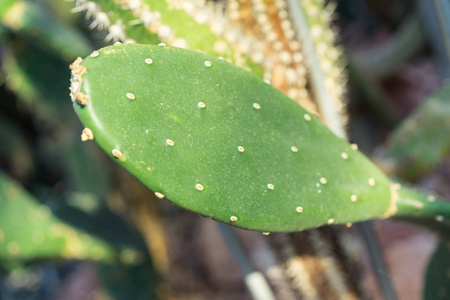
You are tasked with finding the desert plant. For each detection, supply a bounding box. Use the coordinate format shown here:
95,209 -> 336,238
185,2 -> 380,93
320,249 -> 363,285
70,43 -> 450,232
1,0 -> 449,299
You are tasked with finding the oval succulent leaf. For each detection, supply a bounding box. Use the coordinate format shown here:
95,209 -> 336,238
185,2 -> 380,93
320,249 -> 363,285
71,44 -> 393,232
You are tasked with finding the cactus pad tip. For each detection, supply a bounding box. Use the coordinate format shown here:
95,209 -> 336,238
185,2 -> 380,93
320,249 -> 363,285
70,57 -> 89,105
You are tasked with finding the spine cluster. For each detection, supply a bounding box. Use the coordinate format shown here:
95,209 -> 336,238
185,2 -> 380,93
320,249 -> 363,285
71,0 -> 348,121
185,0 -> 347,121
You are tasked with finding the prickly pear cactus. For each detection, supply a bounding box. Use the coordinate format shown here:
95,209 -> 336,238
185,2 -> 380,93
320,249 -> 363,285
70,44 -> 396,232
71,0 -> 349,118
0,171 -> 114,262
300,0 -> 348,130
71,0 -> 263,75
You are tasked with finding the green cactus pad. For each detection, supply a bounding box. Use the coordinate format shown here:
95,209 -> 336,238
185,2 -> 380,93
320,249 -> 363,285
0,171 -> 113,261
72,44 -> 394,232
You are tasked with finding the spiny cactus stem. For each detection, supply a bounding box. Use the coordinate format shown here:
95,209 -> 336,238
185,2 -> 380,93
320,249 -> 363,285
286,0 -> 346,139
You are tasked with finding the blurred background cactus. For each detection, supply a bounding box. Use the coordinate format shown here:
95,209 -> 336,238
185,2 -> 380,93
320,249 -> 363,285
0,0 -> 449,299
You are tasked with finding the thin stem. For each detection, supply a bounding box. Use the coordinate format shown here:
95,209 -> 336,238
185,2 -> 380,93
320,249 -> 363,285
350,13 -> 425,77
418,0 -> 450,79
358,222 -> 398,300
432,0 -> 450,78
393,185 -> 450,236
216,223 -> 276,300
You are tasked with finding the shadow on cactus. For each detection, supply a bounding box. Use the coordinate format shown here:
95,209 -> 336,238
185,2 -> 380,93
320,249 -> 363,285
70,44 -> 450,233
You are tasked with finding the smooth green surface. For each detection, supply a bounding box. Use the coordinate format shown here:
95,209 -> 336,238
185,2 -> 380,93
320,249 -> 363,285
394,185 -> 450,237
73,44 -> 392,232
424,241 -> 450,300
0,0 -> 14,17
383,84 -> 450,180
0,171 -> 113,261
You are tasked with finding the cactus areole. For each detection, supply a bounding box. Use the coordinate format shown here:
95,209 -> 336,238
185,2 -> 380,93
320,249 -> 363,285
70,44 -> 395,232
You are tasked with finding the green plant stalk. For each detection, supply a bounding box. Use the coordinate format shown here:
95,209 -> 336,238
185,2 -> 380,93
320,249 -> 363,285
393,186 -> 450,236
423,241 -> 450,300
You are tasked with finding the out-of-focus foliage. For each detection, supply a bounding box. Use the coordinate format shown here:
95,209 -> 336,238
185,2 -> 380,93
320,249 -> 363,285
424,241 -> 450,300
381,85 -> 450,181
0,1 -> 157,298
0,170 -> 115,264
